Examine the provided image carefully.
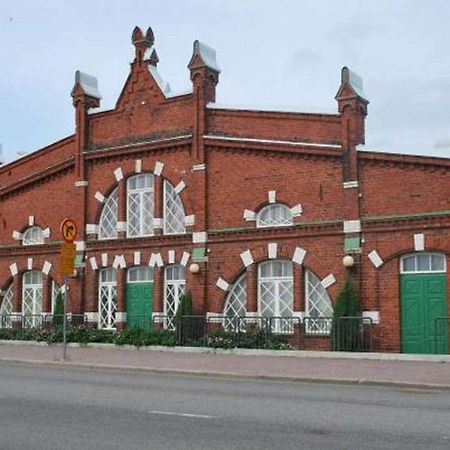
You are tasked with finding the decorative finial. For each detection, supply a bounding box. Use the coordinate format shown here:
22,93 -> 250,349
132,26 -> 155,62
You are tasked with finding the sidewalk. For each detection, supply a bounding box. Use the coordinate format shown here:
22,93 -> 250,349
1,342 -> 450,389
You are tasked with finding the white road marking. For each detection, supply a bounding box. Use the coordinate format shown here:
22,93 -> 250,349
149,410 -> 216,419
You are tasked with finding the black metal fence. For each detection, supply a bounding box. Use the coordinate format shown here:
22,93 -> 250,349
0,314 -> 87,330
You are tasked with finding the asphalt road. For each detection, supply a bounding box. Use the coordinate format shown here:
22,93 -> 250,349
0,363 -> 449,449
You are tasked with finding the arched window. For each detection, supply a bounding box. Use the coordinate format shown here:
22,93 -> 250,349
23,227 -> 44,245
22,271 -> 43,328
224,274 -> 247,330
401,253 -> 446,273
98,268 -> 117,329
98,188 -> 118,240
256,204 -> 293,228
305,270 -> 333,334
127,174 -> 154,237
0,284 -> 13,328
164,180 -> 186,235
164,265 -> 186,330
258,261 -> 294,332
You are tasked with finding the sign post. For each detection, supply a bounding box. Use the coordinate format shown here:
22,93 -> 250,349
59,219 -> 78,361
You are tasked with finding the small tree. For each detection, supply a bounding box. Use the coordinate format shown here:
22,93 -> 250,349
331,280 -> 361,351
175,291 -> 196,345
52,292 -> 64,327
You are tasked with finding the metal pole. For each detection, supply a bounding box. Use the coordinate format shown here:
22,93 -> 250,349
63,276 -> 67,361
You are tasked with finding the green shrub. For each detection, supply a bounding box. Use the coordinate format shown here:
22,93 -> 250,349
331,280 -> 362,351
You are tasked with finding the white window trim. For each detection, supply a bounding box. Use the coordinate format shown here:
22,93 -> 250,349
256,203 -> 294,228
400,253 -> 447,274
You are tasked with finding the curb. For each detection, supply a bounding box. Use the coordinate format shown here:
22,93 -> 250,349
1,357 -> 449,391
1,339 -> 449,363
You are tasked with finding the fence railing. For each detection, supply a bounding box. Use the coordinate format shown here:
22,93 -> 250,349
0,314 -> 87,330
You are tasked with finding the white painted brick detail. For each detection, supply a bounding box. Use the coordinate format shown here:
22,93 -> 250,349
193,232 -> 207,244
95,191 -> 105,203
240,250 -> 254,267
74,180 -> 89,187
174,180 -> 186,194
149,253 -> 157,267
292,311 -> 306,320
216,277 -> 230,292
42,228 -> 51,238
153,218 -> 163,229
414,233 -> 425,251
154,161 -> 164,176
112,255 -> 121,269
9,263 -> 18,277
290,204 -> 303,217
115,312 -> 127,322
27,258 -> 33,270
168,250 -> 175,264
42,261 -> 52,275
180,252 -> 190,267
85,312 -> 98,322
135,159 -> 142,173
152,312 -> 165,323
343,220 -> 361,233
243,209 -> 256,221
155,253 -> 164,267
119,255 -> 127,269
321,274 -> 336,289
184,215 -> 195,226
292,247 -> 306,265
268,190 -> 276,203
268,243 -> 278,259
192,163 -> 206,171
86,224 -> 98,235
368,250 -> 383,268
28,216 -> 35,226
134,251 -> 141,266
114,167 -> 123,182
12,231 -> 23,240
116,221 -> 127,232
89,257 -> 98,271
101,253 -> 108,267
362,311 -> 380,324
75,241 -> 85,252
343,181 -> 359,189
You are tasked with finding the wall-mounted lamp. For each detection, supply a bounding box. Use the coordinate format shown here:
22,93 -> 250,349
342,255 -> 355,268
189,263 -> 200,274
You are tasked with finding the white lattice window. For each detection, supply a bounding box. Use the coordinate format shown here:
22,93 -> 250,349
127,266 -> 154,282
223,274 -> 247,331
258,260 -> 293,332
51,280 -> 61,313
164,265 -> 186,330
127,174 -> 154,237
22,271 -> 43,328
23,227 -> 45,245
0,284 -> 13,328
98,268 -> 117,330
257,204 -> 293,228
164,180 -> 186,235
305,270 -> 333,335
99,188 -> 118,240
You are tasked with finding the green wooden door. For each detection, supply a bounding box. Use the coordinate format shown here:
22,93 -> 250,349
401,273 -> 448,354
127,282 -> 154,331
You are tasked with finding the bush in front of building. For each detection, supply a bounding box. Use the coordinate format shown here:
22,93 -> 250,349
331,280 -> 362,351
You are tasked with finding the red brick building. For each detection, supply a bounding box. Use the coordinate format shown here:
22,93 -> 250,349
1,26 -> 449,353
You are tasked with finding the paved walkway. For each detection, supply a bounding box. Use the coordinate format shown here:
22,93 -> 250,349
1,343 -> 450,389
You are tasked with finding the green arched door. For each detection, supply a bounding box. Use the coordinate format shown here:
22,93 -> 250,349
401,254 -> 448,354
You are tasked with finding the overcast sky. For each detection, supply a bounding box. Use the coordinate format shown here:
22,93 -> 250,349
1,0 -> 450,164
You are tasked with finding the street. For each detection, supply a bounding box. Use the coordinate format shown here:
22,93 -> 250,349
0,363 -> 449,449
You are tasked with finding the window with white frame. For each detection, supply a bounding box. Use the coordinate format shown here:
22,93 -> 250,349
98,268 -> 117,330
127,266 -> 154,283
98,188 -> 118,240
401,253 -> 446,274
224,274 -> 247,331
22,227 -> 45,245
305,269 -> 333,335
164,265 -> 186,330
22,271 -> 43,328
51,280 -> 61,314
0,284 -> 13,328
258,260 -> 294,332
164,180 -> 186,235
127,174 -> 154,237
256,204 -> 293,228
